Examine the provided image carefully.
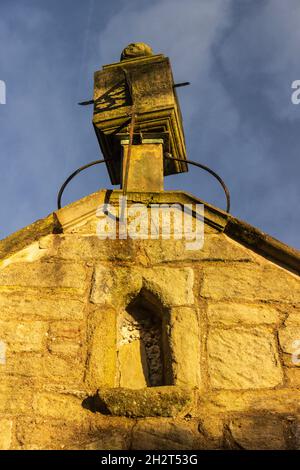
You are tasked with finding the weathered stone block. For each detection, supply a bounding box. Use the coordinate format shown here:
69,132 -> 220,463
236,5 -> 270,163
4,353 -> 84,385
170,307 -> 200,386
142,267 -> 194,306
80,421 -> 133,450
279,326 -> 300,354
48,340 -> 81,357
282,353 -> 300,368
0,290 -> 85,321
0,378 -> 34,414
203,389 -> 300,414
47,321 -> 83,357
83,434 -> 130,450
90,266 -> 142,307
285,368 -> 300,388
48,321 -> 82,338
0,212 -> 59,263
207,303 -> 280,326
95,386 -> 195,418
67,210 -> 218,237
39,235 -> 137,262
118,340 -> 148,389
16,417 -> 79,450
85,307 -> 117,389
33,392 -> 88,422
285,310 -> 300,326
132,419 -> 209,450
142,234 -> 257,264
289,418 -> 300,449
0,241 -> 47,268
198,413 -> 224,446
207,328 -> 283,389
201,265 -> 300,302
0,321 -> 47,352
93,51 -> 187,181
122,143 -> 164,192
16,417 -> 131,450
0,261 -> 87,290
91,266 -> 194,307
228,415 -> 286,450
0,418 -> 13,449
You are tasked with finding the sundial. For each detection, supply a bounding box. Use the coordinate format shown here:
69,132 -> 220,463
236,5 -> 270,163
58,43 -> 230,212
92,42 -> 188,186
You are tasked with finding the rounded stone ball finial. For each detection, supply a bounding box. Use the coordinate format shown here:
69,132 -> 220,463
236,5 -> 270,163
120,43 -> 153,61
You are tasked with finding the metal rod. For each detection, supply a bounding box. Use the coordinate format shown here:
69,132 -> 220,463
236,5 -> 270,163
173,82 -> 190,88
57,155 -> 230,214
120,108 -> 136,222
164,154 -> 231,213
78,99 -> 94,106
122,109 -> 136,196
57,158 -> 112,210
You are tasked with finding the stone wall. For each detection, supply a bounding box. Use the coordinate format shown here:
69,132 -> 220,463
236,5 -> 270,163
0,191 -> 299,450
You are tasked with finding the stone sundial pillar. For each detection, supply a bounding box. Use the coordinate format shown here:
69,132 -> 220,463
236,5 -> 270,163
92,42 -> 188,193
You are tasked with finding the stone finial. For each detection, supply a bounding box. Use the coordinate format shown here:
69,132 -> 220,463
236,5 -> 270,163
120,42 -> 153,61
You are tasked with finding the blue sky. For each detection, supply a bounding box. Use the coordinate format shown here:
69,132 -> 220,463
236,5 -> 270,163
0,0 -> 299,248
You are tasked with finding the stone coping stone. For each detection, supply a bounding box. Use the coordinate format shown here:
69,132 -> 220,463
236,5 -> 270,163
1,189 -> 299,274
94,386 -> 195,418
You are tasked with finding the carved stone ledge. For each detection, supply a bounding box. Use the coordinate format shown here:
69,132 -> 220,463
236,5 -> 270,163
92,386 -> 196,418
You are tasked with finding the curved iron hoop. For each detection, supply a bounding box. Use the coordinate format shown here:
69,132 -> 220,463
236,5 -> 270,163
57,158 -> 113,210
57,155 -> 230,213
164,155 -> 230,213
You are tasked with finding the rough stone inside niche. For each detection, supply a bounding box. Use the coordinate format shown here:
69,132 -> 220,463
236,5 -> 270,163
117,291 -> 169,389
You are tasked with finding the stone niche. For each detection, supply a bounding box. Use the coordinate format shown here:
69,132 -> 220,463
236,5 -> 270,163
117,288 -> 173,389
85,266 -> 198,417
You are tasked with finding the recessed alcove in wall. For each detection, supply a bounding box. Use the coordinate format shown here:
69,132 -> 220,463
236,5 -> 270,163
116,288 -> 173,389
84,266 -> 200,418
